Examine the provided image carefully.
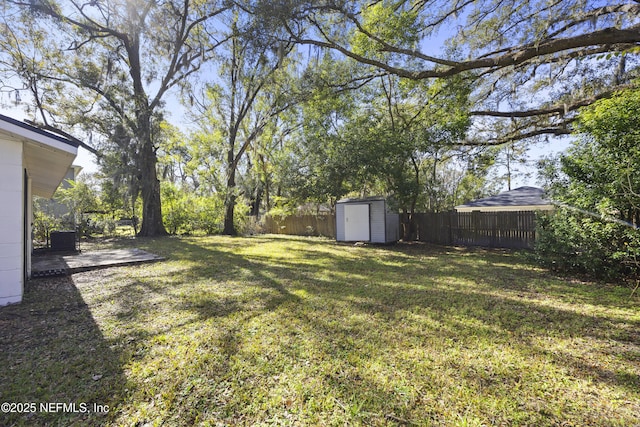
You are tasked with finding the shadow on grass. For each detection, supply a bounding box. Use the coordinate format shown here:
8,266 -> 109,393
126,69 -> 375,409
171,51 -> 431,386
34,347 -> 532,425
11,235 -> 637,425
0,276 -> 125,426
137,236 -> 640,397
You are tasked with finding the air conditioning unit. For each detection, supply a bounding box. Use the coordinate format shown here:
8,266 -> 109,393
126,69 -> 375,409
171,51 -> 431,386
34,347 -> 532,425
50,231 -> 77,252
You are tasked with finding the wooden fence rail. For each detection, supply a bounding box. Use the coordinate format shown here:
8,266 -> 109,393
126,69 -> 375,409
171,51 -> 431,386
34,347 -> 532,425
263,211 -> 538,249
411,211 -> 537,249
263,214 -> 336,237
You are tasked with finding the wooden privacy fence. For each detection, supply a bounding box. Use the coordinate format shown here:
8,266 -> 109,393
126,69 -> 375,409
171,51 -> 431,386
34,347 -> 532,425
263,211 -> 538,249
410,211 -> 538,249
263,214 -> 336,237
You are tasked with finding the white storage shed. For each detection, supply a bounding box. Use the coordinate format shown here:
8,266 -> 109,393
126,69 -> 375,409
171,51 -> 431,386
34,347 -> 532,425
0,114 -> 78,306
336,197 -> 399,243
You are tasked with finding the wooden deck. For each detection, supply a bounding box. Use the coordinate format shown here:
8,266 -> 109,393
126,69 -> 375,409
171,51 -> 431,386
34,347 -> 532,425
31,248 -> 164,278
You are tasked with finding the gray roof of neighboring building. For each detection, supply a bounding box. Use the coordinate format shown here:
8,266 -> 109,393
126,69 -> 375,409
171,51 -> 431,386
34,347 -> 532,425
456,186 -> 551,209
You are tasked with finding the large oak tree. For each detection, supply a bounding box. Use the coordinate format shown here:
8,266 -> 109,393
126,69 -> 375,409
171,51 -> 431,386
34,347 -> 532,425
0,0 -> 228,236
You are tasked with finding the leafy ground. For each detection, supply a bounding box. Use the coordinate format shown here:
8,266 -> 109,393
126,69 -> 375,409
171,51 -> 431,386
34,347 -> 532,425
1,235 -> 638,426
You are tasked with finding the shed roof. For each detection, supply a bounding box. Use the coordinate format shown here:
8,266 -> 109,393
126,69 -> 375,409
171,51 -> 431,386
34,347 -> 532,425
0,114 -> 79,198
337,196 -> 386,204
455,186 -> 553,212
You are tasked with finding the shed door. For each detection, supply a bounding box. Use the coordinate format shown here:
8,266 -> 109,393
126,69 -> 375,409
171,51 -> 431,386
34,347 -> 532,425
344,204 -> 370,241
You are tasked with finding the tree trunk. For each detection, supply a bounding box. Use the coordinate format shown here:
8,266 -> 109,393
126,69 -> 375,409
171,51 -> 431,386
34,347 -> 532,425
264,176 -> 271,212
405,155 -> 420,241
223,195 -> 236,235
403,202 -> 418,241
250,185 -> 263,218
223,148 -> 238,235
402,214 -> 412,241
137,138 -> 168,237
506,147 -> 512,191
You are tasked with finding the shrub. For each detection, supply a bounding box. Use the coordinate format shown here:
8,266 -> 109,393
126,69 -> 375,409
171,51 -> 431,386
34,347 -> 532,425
193,195 -> 224,235
161,182 -> 193,234
99,217 -> 118,236
161,182 -> 227,235
534,208 -> 640,281
33,210 -> 62,247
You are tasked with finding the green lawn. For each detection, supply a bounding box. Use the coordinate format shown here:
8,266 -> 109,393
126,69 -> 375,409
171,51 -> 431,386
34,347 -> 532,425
1,235 -> 638,426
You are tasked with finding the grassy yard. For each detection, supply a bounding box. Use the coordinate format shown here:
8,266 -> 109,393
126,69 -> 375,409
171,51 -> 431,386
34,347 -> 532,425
1,235 -> 638,426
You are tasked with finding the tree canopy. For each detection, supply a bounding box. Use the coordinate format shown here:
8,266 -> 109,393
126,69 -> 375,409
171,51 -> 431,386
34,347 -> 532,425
0,0 -> 229,236
2,1 -> 639,238
564,88 -> 640,225
256,0 -> 640,144
535,88 -> 640,279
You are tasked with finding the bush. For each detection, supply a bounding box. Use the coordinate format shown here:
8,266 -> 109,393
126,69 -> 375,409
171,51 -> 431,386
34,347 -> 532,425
232,200 -> 252,235
161,182 -> 227,235
33,210 -> 62,247
534,208 -> 640,281
193,196 -> 224,235
98,217 -> 118,236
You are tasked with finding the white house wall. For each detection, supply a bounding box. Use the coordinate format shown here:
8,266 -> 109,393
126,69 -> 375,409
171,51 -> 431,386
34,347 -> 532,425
0,138 -> 24,305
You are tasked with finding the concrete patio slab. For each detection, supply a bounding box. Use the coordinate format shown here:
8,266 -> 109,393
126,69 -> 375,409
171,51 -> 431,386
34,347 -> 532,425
32,248 -> 164,278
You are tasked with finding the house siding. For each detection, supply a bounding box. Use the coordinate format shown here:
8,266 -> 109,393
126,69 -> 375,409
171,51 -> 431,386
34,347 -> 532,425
0,138 -> 23,305
336,203 -> 345,241
386,212 -> 399,242
369,200 -> 385,243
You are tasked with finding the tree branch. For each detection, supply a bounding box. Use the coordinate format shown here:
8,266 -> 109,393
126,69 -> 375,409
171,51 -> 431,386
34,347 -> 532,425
470,83 -> 638,118
291,15 -> 640,80
150,1 -> 230,110
24,119 -> 99,155
461,127 -> 572,146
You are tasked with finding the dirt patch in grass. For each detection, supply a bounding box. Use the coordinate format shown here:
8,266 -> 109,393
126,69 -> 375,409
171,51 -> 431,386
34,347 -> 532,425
1,235 -> 639,426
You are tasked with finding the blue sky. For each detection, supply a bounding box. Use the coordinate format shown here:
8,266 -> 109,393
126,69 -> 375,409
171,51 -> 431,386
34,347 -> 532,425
0,96 -> 99,174
0,78 -> 571,191
0,9 -> 575,194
